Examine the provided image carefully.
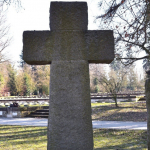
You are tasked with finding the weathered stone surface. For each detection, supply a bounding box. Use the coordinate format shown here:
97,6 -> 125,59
23,1 -> 114,150
23,31 -> 53,65
23,30 -> 114,64
50,2 -> 88,30
47,60 -> 93,150
86,30 -> 114,63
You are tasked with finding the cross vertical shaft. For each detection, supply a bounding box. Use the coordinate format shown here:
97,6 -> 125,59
48,2 -> 93,149
48,60 -> 93,149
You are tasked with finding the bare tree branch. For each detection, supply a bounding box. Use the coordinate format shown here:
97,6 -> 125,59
97,0 -> 150,68
0,3 -> 12,63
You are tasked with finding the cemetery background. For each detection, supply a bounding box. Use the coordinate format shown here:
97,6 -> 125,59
0,0 -> 148,150
0,102 -> 148,149
0,60 -> 145,97
0,0 -> 145,97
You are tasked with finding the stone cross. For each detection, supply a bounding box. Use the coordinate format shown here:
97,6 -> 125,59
23,2 -> 114,150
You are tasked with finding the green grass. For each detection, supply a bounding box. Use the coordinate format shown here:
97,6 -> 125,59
91,102 -> 115,107
92,102 -> 147,122
91,101 -> 143,107
93,129 -> 147,150
0,125 -> 47,150
0,102 -> 148,149
0,125 -> 147,150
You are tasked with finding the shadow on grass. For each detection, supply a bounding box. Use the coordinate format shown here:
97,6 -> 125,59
0,130 -> 47,141
0,125 -> 26,131
92,102 -> 147,121
0,125 -> 148,149
93,129 -> 147,149
0,127 -> 46,135
2,138 -> 47,146
93,111 -> 147,121
94,140 -> 147,150
0,125 -> 47,146
93,105 -> 146,111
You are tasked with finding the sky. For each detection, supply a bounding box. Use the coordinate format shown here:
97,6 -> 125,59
3,0 -> 144,76
4,0 -> 100,65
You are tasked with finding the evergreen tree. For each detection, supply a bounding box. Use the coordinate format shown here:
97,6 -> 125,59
23,69 -> 35,96
34,65 -> 50,96
0,73 -> 4,88
15,70 -> 24,96
93,77 -> 99,93
7,64 -> 17,96
23,73 -> 30,96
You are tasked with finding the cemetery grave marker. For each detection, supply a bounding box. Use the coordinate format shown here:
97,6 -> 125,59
23,2 -> 114,150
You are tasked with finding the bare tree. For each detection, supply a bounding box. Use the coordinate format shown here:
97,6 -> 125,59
98,67 -> 127,107
0,3 -> 12,63
97,0 -> 150,68
1,0 -> 21,7
97,1 -> 150,148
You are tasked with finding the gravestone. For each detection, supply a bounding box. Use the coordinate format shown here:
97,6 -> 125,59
23,2 -> 114,150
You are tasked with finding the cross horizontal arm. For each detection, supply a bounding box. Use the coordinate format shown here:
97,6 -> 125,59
23,31 -> 53,65
86,30 -> 114,63
23,30 -> 114,65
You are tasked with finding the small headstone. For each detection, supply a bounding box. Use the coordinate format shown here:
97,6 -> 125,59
44,102 -> 49,105
33,102 -> 38,105
0,103 -> 4,106
12,112 -> 17,116
7,113 -> 12,118
38,101 -> 45,105
5,103 -> 9,107
18,102 -> 22,105
24,103 -> 29,107
29,102 -> 34,105
10,102 -> 19,107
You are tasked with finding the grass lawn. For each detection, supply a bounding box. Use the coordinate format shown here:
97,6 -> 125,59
91,102 -> 115,107
0,125 -> 147,150
0,101 -> 148,149
0,125 -> 47,150
92,102 -> 147,122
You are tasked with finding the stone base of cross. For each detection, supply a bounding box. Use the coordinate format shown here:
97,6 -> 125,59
23,2 -> 114,150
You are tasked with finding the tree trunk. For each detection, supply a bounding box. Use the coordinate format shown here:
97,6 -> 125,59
145,74 -> 150,149
113,96 -> 118,107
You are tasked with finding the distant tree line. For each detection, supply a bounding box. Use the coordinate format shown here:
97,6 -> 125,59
90,60 -> 145,94
0,62 -> 50,96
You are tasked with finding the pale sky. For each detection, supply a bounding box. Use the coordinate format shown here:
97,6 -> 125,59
3,0 -> 144,76
4,0 -> 100,64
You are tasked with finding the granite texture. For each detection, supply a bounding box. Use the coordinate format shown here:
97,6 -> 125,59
50,2 -> 88,30
47,60 -> 93,150
23,31 -> 52,65
23,30 -> 114,64
22,2 -> 115,150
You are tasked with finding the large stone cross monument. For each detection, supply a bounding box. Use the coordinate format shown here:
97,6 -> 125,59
23,2 -> 114,150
